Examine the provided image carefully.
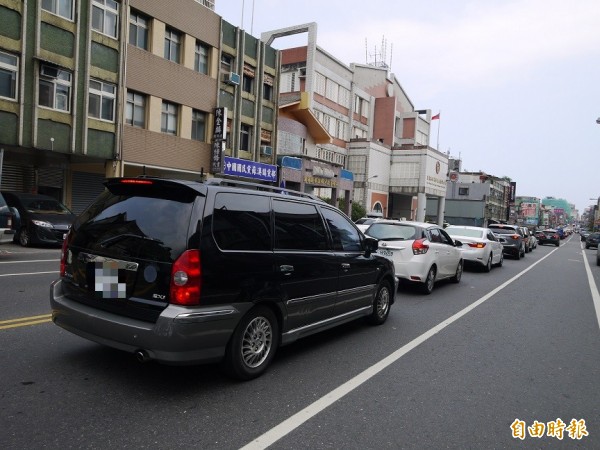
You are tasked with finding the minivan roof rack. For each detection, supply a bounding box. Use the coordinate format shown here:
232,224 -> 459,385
205,178 -> 323,201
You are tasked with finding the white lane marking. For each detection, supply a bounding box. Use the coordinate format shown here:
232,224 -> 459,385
0,259 -> 59,264
240,248 -> 561,450
0,271 -> 58,277
581,249 -> 600,330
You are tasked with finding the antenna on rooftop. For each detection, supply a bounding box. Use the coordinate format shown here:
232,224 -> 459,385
365,36 -> 392,69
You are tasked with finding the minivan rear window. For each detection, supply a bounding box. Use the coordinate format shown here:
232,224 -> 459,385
71,190 -> 193,261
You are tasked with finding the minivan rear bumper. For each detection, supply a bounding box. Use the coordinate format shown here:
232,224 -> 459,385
50,279 -> 250,365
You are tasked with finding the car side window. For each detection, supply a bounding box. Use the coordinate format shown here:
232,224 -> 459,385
438,228 -> 453,245
428,228 -> 442,243
273,200 -> 328,251
213,193 -> 271,251
321,207 -> 362,252
487,231 -> 497,241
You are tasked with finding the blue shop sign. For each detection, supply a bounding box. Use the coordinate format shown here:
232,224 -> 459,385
223,157 -> 277,182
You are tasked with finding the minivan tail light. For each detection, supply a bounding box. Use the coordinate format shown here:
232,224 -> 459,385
170,250 -> 201,306
60,231 -> 71,277
412,238 -> 429,255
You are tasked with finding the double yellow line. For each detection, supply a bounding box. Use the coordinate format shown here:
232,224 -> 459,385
0,314 -> 52,330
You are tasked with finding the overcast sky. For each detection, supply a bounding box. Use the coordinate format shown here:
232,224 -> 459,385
216,0 -> 600,215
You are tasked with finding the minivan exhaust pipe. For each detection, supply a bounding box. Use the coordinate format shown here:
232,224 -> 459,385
135,350 -> 150,363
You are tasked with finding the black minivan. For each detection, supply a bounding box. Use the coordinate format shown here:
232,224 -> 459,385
50,177 -> 397,379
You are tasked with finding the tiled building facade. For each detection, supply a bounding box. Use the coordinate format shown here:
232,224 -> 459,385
0,0 -> 279,214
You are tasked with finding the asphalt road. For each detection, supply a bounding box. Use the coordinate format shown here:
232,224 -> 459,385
0,236 -> 598,449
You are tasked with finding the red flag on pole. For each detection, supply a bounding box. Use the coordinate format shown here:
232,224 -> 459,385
431,113 -> 440,120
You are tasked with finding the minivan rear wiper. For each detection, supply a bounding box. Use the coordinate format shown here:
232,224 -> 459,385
99,233 -> 164,248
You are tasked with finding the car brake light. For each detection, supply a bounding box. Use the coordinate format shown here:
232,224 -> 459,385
412,238 -> 429,255
120,179 -> 154,185
467,242 -> 486,248
170,250 -> 201,306
511,234 -> 521,240
7,215 -> 12,227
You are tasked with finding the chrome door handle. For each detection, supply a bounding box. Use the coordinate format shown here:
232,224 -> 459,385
341,263 -> 351,271
280,265 -> 294,274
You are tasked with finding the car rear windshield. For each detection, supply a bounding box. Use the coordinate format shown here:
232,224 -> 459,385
446,228 -> 484,238
490,228 -> 517,235
70,182 -> 198,262
366,223 -> 420,241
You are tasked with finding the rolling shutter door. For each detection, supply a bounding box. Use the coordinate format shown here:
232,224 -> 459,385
71,172 -> 106,215
0,164 -> 35,192
38,167 -> 64,190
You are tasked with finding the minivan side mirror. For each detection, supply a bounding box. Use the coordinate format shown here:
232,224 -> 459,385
364,236 -> 378,256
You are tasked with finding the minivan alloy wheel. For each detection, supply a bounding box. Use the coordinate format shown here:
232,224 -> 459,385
224,305 -> 280,380
367,281 -> 391,325
242,316 -> 273,368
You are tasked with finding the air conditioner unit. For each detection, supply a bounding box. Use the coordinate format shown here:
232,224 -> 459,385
223,72 -> 240,85
260,145 -> 273,156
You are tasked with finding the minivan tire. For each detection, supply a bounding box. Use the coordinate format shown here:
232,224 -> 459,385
223,305 -> 279,380
367,280 -> 392,325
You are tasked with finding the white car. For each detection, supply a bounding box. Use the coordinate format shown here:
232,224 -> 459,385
445,225 -> 504,272
355,217 -> 383,232
365,220 -> 464,294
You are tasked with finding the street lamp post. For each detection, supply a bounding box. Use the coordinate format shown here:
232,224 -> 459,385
364,174 -> 378,213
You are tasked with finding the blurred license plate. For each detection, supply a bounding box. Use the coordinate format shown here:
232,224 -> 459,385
377,249 -> 393,257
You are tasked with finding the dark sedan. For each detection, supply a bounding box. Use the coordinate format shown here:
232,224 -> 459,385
1,192 -> 76,247
537,229 -> 560,247
585,232 -> 600,249
489,224 -> 525,259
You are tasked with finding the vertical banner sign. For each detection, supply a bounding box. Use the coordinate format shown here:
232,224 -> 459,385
211,141 -> 224,173
211,107 -> 227,174
509,182 -> 517,203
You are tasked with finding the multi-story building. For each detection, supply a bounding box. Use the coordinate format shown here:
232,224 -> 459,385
0,0 -> 279,214
426,171 -> 510,227
263,23 -> 443,221
515,196 -> 541,228
0,0 -> 126,212
541,197 -> 573,225
262,23 -> 357,212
